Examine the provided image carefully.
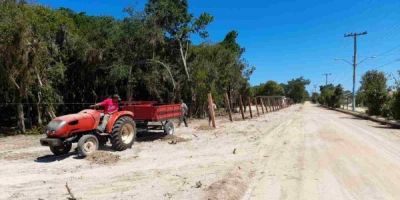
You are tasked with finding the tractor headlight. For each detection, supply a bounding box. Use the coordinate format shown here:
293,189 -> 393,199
46,120 -> 66,135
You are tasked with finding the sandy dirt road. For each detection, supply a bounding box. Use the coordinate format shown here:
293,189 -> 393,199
2,103 -> 400,200
244,103 -> 400,200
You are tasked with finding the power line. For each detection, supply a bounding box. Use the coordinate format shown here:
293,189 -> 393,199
374,58 -> 400,70
0,102 -> 95,106
375,44 -> 400,58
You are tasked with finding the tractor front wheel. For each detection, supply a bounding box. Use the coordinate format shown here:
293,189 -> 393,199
110,116 -> 136,151
78,134 -> 99,157
50,143 -> 72,156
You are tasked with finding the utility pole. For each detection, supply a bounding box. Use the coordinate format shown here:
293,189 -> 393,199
344,31 -> 367,111
322,73 -> 332,86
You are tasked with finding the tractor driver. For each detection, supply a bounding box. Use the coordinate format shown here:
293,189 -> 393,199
90,94 -> 120,132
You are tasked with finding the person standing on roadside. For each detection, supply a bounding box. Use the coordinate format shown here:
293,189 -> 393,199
178,99 -> 188,127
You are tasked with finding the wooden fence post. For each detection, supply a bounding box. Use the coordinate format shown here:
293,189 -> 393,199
239,95 -> 245,120
224,93 -> 233,122
269,98 -> 272,112
248,97 -> 253,118
278,98 -> 282,110
255,98 -> 260,116
260,98 -> 265,114
208,93 -> 216,128
276,99 -> 279,110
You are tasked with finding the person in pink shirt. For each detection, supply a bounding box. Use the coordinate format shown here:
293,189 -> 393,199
90,94 -> 120,132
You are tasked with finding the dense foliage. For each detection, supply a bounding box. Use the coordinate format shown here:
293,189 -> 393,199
359,70 -> 387,115
318,70 -> 400,120
390,72 -> 400,119
252,77 -> 310,103
318,84 -> 343,108
285,77 -> 310,103
252,80 -> 284,96
310,92 -> 319,104
0,0 -> 254,132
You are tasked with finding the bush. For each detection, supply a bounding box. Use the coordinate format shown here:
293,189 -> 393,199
360,70 -> 388,116
331,85 -> 343,108
311,92 -> 319,104
382,96 -> 393,118
318,84 -> 343,108
25,126 -> 45,135
365,91 -> 387,115
391,91 -> 400,119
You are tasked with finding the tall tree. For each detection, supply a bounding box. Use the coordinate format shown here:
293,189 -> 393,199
286,77 -> 310,103
145,0 -> 213,80
359,70 -> 387,115
255,80 -> 285,96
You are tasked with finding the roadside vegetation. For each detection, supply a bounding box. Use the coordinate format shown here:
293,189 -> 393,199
317,84 -> 344,108
315,69 -> 400,121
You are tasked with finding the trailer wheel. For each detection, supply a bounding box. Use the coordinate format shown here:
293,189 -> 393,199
50,143 -> 72,156
78,134 -> 99,157
164,121 -> 174,135
111,116 -> 136,151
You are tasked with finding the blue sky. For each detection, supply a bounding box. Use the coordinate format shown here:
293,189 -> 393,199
36,0 -> 400,93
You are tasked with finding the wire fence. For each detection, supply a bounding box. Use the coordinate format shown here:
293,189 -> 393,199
0,102 -> 95,106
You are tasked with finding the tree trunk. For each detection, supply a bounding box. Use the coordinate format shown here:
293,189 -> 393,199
47,106 -> 56,119
178,40 -> 190,80
36,103 -> 42,125
36,91 -> 42,125
126,65 -> 133,101
17,103 -> 26,133
10,77 -> 26,133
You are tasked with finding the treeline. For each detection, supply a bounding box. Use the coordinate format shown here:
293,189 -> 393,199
312,69 -> 400,120
251,77 -> 310,103
0,0 -> 254,132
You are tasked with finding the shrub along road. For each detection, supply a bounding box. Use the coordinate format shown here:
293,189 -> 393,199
1,103 -> 400,199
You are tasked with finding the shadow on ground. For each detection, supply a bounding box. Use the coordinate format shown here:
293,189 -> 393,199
370,125 -> 399,130
35,130 -> 168,162
136,131 -> 167,142
339,116 -> 366,120
35,152 -> 77,163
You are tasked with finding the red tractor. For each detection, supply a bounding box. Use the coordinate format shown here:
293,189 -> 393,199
40,101 -> 181,156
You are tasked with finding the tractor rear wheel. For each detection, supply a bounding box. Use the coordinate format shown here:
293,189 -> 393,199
50,143 -> 72,156
78,134 -> 99,157
110,116 -> 136,151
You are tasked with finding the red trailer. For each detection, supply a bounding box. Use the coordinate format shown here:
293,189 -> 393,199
121,101 -> 182,135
